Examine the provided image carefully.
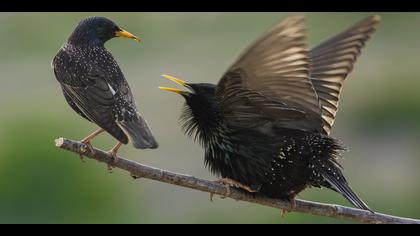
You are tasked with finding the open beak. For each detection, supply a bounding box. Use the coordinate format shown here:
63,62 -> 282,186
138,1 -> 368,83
115,29 -> 141,43
159,74 -> 190,95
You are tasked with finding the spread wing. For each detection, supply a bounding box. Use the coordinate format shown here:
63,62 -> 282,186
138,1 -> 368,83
216,16 -> 323,132
309,15 -> 380,134
53,49 -> 129,144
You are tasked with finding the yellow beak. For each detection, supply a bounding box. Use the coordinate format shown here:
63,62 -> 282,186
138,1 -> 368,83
159,74 -> 189,95
158,87 -> 185,94
161,74 -> 187,86
115,29 -> 141,42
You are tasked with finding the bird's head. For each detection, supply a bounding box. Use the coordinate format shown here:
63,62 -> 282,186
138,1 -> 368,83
68,16 -> 140,46
159,74 -> 216,103
159,74 -> 221,142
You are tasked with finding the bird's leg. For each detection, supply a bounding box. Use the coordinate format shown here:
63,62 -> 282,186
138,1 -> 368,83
106,142 -> 123,172
108,142 -> 123,162
212,178 -> 258,200
79,128 -> 105,161
281,192 -> 297,217
289,193 -> 297,211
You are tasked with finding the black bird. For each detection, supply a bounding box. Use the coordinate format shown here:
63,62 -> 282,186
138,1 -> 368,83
53,17 -> 158,164
159,15 -> 380,211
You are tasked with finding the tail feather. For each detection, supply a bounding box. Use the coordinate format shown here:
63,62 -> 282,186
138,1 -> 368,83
317,161 -> 372,212
118,114 -> 158,149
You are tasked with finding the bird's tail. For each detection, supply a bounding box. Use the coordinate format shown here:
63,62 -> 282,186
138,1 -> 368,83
118,113 -> 158,149
316,160 -> 372,212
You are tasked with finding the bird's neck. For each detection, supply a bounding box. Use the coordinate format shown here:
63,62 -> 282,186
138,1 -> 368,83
182,96 -> 225,146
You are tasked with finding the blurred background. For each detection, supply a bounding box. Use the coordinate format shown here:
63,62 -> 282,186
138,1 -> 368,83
0,12 -> 419,223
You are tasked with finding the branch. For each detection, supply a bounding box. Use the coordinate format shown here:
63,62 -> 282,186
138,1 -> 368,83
55,137 -> 420,224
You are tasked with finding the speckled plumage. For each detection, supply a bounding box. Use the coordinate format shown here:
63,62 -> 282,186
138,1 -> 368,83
162,15 -> 380,211
180,85 -> 350,201
53,17 -> 158,149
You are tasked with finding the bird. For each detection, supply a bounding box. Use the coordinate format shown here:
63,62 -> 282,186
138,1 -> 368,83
159,15 -> 380,211
52,16 -> 158,167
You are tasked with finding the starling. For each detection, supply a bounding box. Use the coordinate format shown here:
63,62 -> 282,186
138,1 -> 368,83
53,17 -> 158,163
159,15 -> 380,211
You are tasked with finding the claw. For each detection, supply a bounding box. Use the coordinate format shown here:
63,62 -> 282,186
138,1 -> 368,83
214,178 -> 232,198
79,154 -> 86,163
107,164 -> 114,173
79,141 -> 94,162
106,142 -> 122,173
281,208 -> 287,218
130,173 -> 140,179
281,192 -> 297,217
216,178 -> 258,194
212,178 -> 258,201
106,151 -> 117,173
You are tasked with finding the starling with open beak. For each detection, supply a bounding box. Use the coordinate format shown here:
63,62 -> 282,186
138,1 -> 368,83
53,17 -> 158,166
160,15 -> 380,211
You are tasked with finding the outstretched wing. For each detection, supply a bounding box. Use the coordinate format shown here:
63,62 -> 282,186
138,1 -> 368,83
216,16 -> 324,132
309,15 -> 380,134
53,49 -> 129,144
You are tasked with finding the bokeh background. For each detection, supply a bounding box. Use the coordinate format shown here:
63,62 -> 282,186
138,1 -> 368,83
0,12 -> 419,223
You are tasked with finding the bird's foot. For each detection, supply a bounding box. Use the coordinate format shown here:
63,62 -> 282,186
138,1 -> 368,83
106,151 -> 119,173
106,142 -> 122,173
79,140 -> 95,162
79,154 -> 86,163
281,209 -> 287,218
107,164 -> 114,173
78,128 -> 104,161
281,193 -> 297,217
217,178 -> 258,193
210,179 -> 231,200
211,178 -> 258,201
210,192 -> 215,202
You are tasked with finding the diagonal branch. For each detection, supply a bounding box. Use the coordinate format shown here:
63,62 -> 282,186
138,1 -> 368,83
55,137 -> 420,224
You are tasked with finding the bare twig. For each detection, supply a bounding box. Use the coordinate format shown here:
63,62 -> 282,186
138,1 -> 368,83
55,137 -> 420,224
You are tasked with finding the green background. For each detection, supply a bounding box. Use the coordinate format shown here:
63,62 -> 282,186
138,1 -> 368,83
0,12 -> 419,223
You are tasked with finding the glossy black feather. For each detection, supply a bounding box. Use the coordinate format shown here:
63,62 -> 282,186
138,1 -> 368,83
173,16 -> 379,211
52,17 -> 158,149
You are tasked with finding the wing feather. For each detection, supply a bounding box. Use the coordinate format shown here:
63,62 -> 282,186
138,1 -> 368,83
309,15 -> 380,134
53,49 -> 128,143
216,16 -> 323,132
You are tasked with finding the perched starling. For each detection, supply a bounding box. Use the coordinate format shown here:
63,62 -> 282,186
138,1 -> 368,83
160,15 -> 380,211
53,17 -> 158,163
